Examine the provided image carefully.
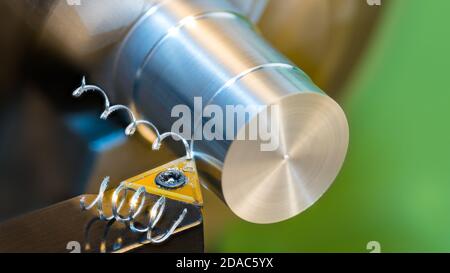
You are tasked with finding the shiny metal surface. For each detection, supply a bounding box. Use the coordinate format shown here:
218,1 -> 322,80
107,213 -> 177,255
259,0 -> 383,95
228,0 -> 268,23
223,93 -> 348,223
4,0 -> 350,224
113,0 -> 349,223
0,196 -> 203,253
73,77 -> 193,159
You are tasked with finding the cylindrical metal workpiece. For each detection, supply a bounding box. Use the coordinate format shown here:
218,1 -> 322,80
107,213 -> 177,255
114,0 -> 349,223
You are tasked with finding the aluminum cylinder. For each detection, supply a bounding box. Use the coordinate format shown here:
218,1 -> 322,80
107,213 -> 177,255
114,0 -> 349,224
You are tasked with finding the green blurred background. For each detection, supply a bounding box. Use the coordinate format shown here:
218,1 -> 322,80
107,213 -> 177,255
211,0 -> 450,252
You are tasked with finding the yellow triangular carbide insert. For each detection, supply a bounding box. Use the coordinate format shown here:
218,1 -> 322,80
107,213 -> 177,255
122,157 -> 203,206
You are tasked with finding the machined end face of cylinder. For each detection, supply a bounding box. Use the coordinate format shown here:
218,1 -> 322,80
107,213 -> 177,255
114,0 -> 349,224
222,92 -> 348,224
